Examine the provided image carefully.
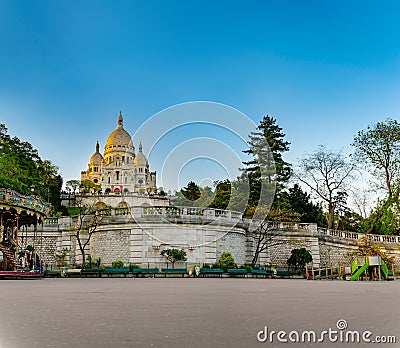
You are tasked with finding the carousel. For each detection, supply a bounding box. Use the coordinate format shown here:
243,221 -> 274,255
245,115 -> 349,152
0,188 -> 51,279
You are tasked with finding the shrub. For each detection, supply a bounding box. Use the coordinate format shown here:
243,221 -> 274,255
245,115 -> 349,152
112,260 -> 124,268
160,248 -> 187,268
218,252 -> 236,272
287,248 -> 312,274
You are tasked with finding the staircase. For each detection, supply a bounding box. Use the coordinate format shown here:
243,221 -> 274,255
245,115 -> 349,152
0,243 -> 17,267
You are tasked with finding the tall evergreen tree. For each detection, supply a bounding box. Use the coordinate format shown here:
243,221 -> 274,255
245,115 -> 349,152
241,116 -> 291,217
180,181 -> 201,201
243,115 -> 291,187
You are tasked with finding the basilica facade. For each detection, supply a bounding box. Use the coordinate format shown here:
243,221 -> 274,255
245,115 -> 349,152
81,112 -> 157,194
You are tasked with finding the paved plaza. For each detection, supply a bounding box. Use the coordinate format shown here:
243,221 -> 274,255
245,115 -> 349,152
0,278 -> 398,347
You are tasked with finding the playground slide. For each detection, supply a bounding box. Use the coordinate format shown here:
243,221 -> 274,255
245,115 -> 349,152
349,262 -> 369,281
351,258 -> 358,274
381,262 -> 388,279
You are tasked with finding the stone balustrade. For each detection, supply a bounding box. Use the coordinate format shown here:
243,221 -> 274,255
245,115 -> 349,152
37,206 -> 400,246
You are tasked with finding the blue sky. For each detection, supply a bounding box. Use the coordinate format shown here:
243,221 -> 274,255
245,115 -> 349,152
1,1 -> 399,190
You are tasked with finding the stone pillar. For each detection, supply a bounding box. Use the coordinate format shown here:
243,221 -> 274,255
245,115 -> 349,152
309,237 -> 321,266
204,229 -> 216,265
130,227 -> 143,265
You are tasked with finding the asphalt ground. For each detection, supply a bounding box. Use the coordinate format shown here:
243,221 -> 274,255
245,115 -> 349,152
0,278 -> 399,348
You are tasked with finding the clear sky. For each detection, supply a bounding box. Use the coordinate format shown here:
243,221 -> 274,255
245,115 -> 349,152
1,1 -> 399,191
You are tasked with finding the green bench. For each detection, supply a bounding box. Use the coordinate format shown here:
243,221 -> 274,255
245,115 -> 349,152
65,268 -> 82,277
161,268 -> 187,277
276,270 -> 293,278
81,268 -> 103,278
251,269 -> 268,278
44,269 -> 61,277
227,269 -> 247,277
104,267 -> 130,277
199,268 -> 224,277
133,268 -> 159,277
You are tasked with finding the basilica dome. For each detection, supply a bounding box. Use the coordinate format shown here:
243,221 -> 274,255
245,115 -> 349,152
105,112 -> 134,150
134,142 -> 148,166
90,142 -> 103,164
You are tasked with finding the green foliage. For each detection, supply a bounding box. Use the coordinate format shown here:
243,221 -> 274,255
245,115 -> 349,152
237,116 -> 291,218
81,179 -> 101,193
209,180 -> 231,209
66,180 -> 81,193
160,248 -> 187,267
112,260 -> 124,268
181,181 -> 201,201
283,184 -> 326,225
243,115 -> 291,191
287,248 -> 312,272
359,196 -> 400,235
353,118 -> 400,197
218,252 -> 236,271
0,124 -> 63,211
50,248 -> 69,267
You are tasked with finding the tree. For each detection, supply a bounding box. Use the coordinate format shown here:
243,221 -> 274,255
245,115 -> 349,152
160,248 -> 187,268
242,116 -> 291,218
209,180 -> 231,209
295,146 -> 356,229
287,248 -> 312,273
349,235 -> 394,266
359,195 -> 400,235
284,184 -> 326,226
250,221 -> 305,266
50,248 -> 69,267
69,198 -> 107,267
66,180 -> 81,194
243,115 -> 291,187
0,124 -> 62,210
218,252 -> 236,271
352,119 -> 400,198
80,179 -> 101,193
180,181 -> 201,202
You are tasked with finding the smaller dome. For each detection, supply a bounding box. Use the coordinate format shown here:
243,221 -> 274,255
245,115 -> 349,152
90,142 -> 104,164
134,142 -> 148,166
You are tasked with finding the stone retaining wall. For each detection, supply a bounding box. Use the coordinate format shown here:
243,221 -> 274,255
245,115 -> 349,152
20,215 -> 400,270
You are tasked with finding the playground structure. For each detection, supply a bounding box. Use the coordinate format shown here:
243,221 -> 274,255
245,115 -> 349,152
305,257 -> 395,281
349,256 -> 394,281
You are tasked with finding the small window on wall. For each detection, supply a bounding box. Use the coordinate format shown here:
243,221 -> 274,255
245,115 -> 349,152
122,156 -> 125,162
94,179 -> 98,184
139,168 -> 143,173
94,167 -> 98,172
116,171 -> 120,180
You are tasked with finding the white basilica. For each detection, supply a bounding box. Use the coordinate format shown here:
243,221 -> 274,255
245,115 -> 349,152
81,112 -> 157,194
